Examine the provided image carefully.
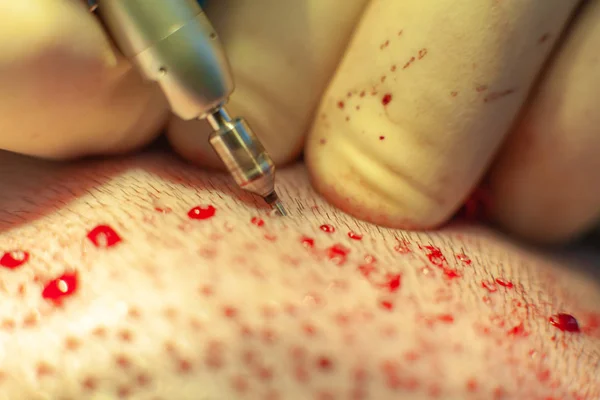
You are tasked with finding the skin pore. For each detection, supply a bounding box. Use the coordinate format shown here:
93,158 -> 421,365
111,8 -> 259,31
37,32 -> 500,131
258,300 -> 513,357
0,148 -> 599,400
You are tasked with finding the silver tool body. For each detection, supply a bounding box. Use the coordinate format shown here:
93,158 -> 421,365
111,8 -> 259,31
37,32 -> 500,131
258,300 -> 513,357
93,0 -> 286,214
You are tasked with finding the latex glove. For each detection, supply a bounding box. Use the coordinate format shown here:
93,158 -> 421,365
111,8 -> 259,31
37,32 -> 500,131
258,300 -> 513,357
1,0 -> 599,244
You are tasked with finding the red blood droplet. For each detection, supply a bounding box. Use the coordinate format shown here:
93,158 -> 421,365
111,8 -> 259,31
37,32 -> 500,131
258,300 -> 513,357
383,274 -> 401,293
443,269 -> 461,280
251,217 -> 265,227
0,250 -> 30,269
87,225 -> 122,248
358,263 -> 377,278
507,322 -> 528,337
394,239 -> 411,254
380,300 -> 394,311
347,231 -> 363,240
455,254 -> 471,266
434,314 -> 454,324
421,245 -> 446,267
403,57 -> 416,69
326,244 -> 350,266
421,245 -> 460,279
223,306 -> 238,318
466,378 -> 478,392
317,356 -> 333,371
337,101 -> 345,109
481,281 -> 498,293
42,272 -> 78,302
188,205 -> 216,220
382,94 -> 392,106
549,313 -> 580,333
495,278 -> 513,289
481,280 -> 498,293
319,224 -> 335,233
379,136 -> 385,140
301,236 -> 315,248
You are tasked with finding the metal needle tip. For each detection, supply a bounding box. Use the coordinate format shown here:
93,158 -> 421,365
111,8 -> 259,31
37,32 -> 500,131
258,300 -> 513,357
271,199 -> 288,216
264,191 -> 287,216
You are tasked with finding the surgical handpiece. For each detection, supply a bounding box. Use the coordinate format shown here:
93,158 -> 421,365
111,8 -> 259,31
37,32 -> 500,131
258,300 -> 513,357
91,0 -> 287,215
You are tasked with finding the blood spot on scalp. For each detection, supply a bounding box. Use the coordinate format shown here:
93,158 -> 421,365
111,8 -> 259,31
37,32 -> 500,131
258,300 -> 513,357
301,236 -> 315,248
42,271 -> 78,302
188,204 -> 216,220
36,361 -> 55,377
475,84 -> 488,93
250,217 -> 265,227
451,91 -> 458,97
326,244 -> 350,266
379,136 -> 385,141
136,373 -> 152,387
223,306 -> 238,318
495,278 -> 513,289
337,101 -> 345,109
117,386 -> 132,398
379,300 -> 394,311
319,224 -> 335,233
455,253 -> 471,266
418,48 -> 428,59
481,280 -> 498,293
403,56 -> 415,69
358,263 -> 377,278
382,93 -> 392,106
466,378 -> 478,392
205,340 -> 225,369
437,314 -> 454,323
87,225 -> 122,248
64,336 -> 81,351
549,313 -> 580,333
0,250 -> 29,269
420,245 -> 460,280
347,231 -> 363,240
394,239 -> 411,254
115,354 -> 131,369
382,274 -> 402,293
507,322 -> 528,337
118,329 -> 134,342
81,376 -> 98,391
316,356 -> 334,371
177,358 -> 194,374
92,326 -> 107,338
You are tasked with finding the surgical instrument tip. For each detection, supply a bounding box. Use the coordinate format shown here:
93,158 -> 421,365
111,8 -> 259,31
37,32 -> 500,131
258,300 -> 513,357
264,191 -> 287,216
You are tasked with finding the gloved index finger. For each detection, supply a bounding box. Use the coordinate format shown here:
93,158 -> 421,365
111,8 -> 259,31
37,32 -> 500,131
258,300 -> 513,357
305,0 -> 580,230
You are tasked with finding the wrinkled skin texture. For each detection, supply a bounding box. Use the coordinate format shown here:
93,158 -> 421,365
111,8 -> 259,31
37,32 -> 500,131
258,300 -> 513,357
1,0 -> 600,244
0,149 -> 599,399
